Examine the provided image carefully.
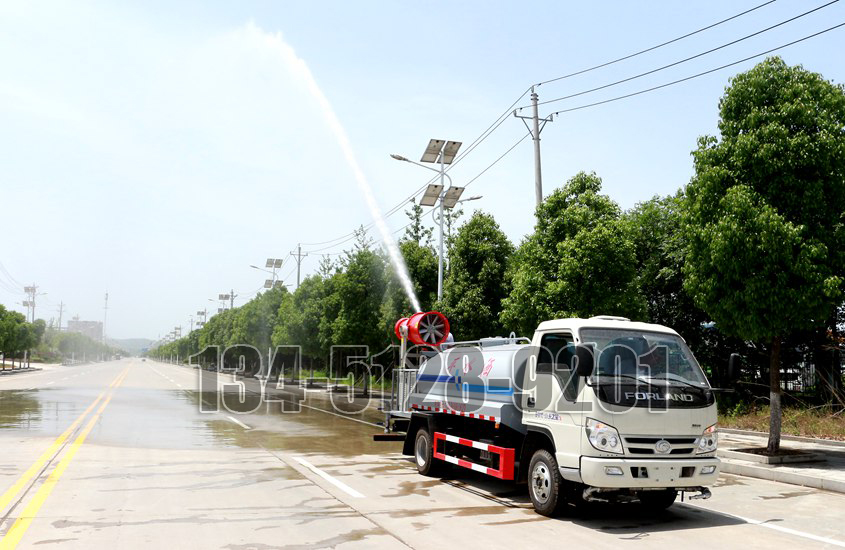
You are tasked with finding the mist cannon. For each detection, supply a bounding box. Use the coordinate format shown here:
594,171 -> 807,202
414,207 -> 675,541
394,311 -> 450,347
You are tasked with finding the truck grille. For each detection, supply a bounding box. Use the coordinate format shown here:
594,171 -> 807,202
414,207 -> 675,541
623,436 -> 698,455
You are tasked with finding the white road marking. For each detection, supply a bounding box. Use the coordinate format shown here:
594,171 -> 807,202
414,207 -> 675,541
292,456 -> 365,498
226,415 -> 252,430
683,504 -> 845,548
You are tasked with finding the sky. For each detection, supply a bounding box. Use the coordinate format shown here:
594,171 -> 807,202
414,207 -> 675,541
1,0 -> 844,340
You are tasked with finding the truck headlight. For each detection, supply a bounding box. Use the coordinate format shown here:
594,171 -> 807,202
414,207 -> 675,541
697,424 -> 718,453
586,418 -> 623,455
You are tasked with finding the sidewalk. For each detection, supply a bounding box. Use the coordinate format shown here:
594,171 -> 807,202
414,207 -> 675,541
718,428 -> 845,494
0,365 -> 43,376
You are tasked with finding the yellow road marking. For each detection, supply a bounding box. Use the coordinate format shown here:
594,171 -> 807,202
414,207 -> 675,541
0,368 -> 126,515
0,367 -> 128,549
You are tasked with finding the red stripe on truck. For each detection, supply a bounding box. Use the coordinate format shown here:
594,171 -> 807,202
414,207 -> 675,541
432,432 -> 514,481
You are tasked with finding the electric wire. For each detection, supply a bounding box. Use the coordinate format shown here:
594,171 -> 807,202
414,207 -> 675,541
548,21 -> 845,117
527,0 -> 839,109
297,87 -> 532,251
298,2 -> 833,256
463,132 -> 532,189
536,0 -> 778,86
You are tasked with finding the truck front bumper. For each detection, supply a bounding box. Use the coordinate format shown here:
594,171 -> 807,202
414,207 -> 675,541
577,456 -> 720,488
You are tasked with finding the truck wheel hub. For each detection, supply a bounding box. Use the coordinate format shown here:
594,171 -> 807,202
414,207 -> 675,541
531,463 -> 551,503
415,436 -> 428,467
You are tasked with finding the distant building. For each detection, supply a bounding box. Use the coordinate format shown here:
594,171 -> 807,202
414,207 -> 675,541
67,317 -> 103,342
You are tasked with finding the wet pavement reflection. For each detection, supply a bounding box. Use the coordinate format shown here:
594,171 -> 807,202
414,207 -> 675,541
0,379 -> 399,456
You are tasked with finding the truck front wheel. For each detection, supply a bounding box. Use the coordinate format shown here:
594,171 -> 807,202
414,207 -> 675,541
414,427 -> 444,477
528,449 -> 565,516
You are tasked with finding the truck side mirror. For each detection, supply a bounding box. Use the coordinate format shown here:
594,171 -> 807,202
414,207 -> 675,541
575,345 -> 594,377
727,353 -> 741,382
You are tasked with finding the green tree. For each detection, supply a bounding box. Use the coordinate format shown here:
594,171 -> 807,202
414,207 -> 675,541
382,240 -> 438,330
683,57 -> 845,453
0,305 -> 17,366
403,198 -> 433,246
330,237 -> 389,354
501,171 -> 645,335
273,274 -> 330,364
230,287 -> 287,352
442,211 -> 513,340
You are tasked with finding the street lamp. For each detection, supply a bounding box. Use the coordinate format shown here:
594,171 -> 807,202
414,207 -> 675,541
250,260 -> 286,289
392,139 -> 464,301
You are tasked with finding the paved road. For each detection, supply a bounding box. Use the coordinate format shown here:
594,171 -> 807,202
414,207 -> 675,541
1,359 -> 844,549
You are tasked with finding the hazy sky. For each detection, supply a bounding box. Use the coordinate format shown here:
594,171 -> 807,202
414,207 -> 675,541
2,1 -> 843,340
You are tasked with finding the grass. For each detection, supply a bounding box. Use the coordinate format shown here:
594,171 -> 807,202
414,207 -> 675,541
719,405 -> 845,441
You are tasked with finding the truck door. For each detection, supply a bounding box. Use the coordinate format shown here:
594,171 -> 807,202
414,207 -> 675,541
526,332 -> 582,469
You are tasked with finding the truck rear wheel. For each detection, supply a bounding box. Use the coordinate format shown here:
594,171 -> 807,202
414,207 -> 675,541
528,449 -> 565,516
638,489 -> 677,510
414,427 -> 443,476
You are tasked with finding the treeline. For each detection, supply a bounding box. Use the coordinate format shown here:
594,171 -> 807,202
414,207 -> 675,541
0,305 -> 44,367
0,305 -> 121,367
151,58 -> 845,449
149,178 -> 735,374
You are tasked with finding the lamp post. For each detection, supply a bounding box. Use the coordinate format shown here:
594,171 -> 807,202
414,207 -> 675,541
391,139 -> 464,301
250,259 -> 286,289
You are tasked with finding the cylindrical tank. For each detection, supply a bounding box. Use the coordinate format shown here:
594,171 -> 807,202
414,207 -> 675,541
408,340 -> 531,432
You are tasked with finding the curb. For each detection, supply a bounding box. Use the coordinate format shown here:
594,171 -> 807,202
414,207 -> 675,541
720,428 -> 845,448
0,367 -> 42,376
719,458 -> 845,494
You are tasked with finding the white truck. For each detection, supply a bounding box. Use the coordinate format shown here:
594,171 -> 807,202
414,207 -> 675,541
383,313 -> 724,516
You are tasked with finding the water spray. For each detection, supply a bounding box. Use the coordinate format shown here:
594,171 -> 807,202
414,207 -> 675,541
279,37 -> 421,311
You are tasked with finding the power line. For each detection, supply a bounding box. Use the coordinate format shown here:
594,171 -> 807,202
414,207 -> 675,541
464,132 -> 532,189
0,262 -> 23,287
528,0 -> 839,109
303,17 -> 732,259
298,87 -> 533,251
536,0 -> 778,86
0,262 -> 24,294
549,21 -> 845,117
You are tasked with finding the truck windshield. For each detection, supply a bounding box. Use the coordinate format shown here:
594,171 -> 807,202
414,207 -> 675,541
581,328 -> 710,388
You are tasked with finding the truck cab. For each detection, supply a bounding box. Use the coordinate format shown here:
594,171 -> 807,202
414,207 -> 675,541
521,316 -> 719,513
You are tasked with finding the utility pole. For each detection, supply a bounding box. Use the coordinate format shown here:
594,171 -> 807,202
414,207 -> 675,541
290,245 -> 308,289
230,289 -> 236,310
437,151 -> 445,301
189,315 -> 194,333
513,85 -> 554,210
57,302 -> 64,332
23,285 -> 38,322
103,292 -> 109,345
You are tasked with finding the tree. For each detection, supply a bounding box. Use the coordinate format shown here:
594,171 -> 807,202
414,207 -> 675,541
403,199 -> 433,246
381,239 -> 438,342
683,57 -> 845,453
230,287 -> 287,352
330,242 -> 389,355
442,211 -> 513,340
501,171 -> 645,336
273,274 -> 330,364
0,305 -> 15,366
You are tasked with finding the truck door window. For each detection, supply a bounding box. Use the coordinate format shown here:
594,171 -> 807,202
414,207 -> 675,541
539,333 -> 578,401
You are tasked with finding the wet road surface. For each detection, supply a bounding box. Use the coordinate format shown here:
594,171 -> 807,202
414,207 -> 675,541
1,358 -> 845,549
